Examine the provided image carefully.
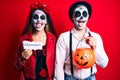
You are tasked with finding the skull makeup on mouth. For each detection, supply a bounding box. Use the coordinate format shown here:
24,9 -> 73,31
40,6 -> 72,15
73,5 -> 89,30
32,9 -> 47,31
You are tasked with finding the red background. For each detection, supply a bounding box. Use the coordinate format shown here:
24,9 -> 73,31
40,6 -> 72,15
0,0 -> 120,80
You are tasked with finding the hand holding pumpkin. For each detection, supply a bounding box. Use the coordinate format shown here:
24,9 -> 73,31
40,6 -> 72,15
86,36 -> 96,50
73,48 -> 96,69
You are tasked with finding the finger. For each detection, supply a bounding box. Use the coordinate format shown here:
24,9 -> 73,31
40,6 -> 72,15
86,37 -> 93,43
26,50 -> 32,57
23,52 -> 31,59
22,50 -> 30,57
22,53 -> 27,59
86,36 -> 91,40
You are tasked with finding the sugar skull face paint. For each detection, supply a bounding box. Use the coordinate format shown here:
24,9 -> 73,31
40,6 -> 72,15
32,9 -> 47,31
73,5 -> 89,30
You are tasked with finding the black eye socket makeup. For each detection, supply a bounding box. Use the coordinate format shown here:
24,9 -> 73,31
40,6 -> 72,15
33,14 -> 45,20
75,11 -> 81,17
40,15 -> 45,20
33,14 -> 39,19
82,11 -> 87,17
74,10 -> 88,18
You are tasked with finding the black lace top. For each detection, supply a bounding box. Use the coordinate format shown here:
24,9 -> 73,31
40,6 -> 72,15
35,46 -> 48,80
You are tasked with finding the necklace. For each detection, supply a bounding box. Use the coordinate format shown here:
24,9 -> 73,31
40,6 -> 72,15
74,28 -> 87,49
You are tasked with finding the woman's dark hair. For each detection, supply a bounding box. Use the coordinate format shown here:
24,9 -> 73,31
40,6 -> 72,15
69,1 -> 92,22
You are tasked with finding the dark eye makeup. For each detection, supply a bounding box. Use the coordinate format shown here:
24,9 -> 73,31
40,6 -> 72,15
40,15 -> 45,20
75,11 -> 81,17
33,14 -> 39,19
33,14 -> 45,20
75,10 -> 88,18
82,11 -> 87,17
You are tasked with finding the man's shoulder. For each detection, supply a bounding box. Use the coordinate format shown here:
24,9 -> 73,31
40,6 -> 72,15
59,31 -> 70,38
90,31 -> 101,39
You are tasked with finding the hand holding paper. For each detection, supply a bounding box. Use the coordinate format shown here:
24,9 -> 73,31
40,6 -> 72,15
22,41 -> 43,60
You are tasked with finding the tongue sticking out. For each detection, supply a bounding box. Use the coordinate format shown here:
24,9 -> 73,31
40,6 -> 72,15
36,23 -> 42,28
78,22 -> 84,27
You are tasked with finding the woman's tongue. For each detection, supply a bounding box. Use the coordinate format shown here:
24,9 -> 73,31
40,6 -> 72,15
36,23 -> 42,28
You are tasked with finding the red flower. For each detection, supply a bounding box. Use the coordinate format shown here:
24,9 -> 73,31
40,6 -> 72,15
30,2 -> 49,13
39,68 -> 48,78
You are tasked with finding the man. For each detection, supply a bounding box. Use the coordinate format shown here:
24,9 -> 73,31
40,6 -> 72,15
54,1 -> 109,80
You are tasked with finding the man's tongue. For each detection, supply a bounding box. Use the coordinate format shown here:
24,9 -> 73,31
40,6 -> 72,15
78,21 -> 84,27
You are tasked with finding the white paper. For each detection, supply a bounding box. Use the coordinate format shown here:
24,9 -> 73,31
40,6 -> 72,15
23,41 -> 43,50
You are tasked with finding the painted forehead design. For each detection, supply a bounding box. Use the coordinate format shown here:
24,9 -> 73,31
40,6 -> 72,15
33,9 -> 46,15
75,5 -> 88,12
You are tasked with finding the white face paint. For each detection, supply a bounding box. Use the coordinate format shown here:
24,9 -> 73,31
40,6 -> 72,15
73,5 -> 89,30
32,9 -> 47,31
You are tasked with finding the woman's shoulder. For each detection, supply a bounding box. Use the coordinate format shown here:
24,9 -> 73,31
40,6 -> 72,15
46,31 -> 56,38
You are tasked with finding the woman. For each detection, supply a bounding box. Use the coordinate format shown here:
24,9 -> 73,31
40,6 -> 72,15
15,2 -> 57,80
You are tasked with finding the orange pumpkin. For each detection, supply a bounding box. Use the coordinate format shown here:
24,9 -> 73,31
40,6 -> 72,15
73,48 -> 96,68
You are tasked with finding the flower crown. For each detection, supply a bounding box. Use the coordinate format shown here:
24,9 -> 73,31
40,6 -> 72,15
30,2 -> 49,13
